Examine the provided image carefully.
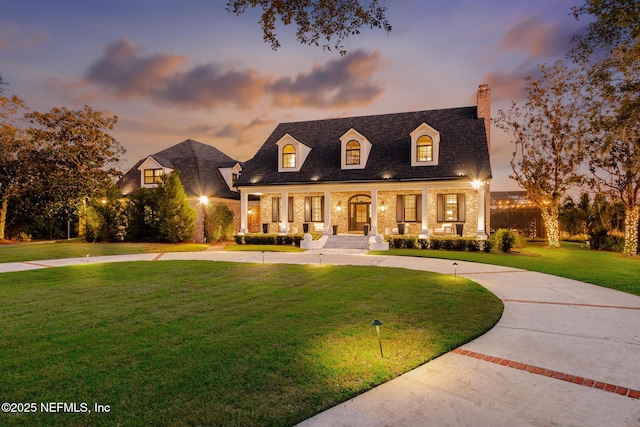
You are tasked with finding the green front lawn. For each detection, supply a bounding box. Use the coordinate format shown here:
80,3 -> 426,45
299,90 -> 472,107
0,241 -> 210,263
0,261 -> 502,427
372,241 -> 640,296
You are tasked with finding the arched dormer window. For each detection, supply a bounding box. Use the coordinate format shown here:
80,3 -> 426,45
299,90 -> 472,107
416,135 -> 433,162
282,144 -> 296,168
410,123 -> 440,166
340,128 -> 371,169
346,140 -> 360,165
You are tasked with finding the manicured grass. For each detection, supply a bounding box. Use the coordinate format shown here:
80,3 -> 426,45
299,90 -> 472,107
372,241 -> 640,296
0,261 -> 502,427
0,241 -> 210,263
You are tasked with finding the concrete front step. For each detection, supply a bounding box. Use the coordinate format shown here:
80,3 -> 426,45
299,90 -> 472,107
323,235 -> 370,249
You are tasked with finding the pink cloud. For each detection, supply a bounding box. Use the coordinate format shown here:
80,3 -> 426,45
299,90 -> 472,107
269,50 -> 384,108
83,39 -> 384,111
0,21 -> 49,51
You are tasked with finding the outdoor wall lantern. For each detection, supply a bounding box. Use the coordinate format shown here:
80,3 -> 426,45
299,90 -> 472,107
336,202 -> 342,212
371,319 -> 384,358
471,179 -> 482,190
380,202 -> 386,212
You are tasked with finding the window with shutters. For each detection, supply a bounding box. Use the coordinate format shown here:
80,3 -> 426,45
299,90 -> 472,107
304,196 -> 324,222
436,193 -> 466,222
396,194 -> 421,222
272,197 -> 294,222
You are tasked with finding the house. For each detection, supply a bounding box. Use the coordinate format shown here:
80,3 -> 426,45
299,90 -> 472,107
118,139 -> 243,242
235,85 -> 492,249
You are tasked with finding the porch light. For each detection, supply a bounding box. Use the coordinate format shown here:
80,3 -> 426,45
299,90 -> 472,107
471,179 -> 483,190
380,202 -> 386,212
336,202 -> 342,212
199,195 -> 209,205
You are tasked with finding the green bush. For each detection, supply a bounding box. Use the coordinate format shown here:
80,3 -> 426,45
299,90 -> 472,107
494,229 -> 517,253
467,239 -> 481,252
233,234 -> 303,246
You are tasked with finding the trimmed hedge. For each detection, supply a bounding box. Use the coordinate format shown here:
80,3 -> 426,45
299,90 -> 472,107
387,235 -> 492,252
234,234 -> 304,246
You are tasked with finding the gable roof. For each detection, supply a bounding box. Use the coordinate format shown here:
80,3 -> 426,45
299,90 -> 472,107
236,106 -> 491,187
118,139 -> 240,199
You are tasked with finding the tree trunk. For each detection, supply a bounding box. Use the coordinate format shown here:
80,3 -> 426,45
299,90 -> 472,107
623,205 -> 639,256
0,196 -> 7,241
541,204 -> 560,248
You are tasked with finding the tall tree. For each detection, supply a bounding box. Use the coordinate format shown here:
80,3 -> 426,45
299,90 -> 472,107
570,0 -> 640,255
0,76 -> 29,240
494,61 -> 588,247
226,0 -> 391,55
25,105 -> 125,237
156,172 -> 196,243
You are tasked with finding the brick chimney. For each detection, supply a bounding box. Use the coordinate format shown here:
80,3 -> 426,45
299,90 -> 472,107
477,84 -> 490,150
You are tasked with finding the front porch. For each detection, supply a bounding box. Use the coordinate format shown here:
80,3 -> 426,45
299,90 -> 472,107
238,181 -> 489,241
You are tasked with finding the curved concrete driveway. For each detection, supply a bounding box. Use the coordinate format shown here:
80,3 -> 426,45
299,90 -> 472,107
2,250 -> 639,426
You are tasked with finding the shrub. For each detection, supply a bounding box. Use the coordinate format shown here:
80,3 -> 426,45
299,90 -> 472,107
452,238 -> 467,251
482,238 -> 494,253
467,239 -> 481,252
204,203 -> 235,242
430,238 -> 442,250
418,238 -> 428,249
443,238 -> 454,251
495,228 -> 517,253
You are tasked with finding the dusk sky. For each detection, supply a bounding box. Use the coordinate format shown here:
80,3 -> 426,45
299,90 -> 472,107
1,0 -> 585,190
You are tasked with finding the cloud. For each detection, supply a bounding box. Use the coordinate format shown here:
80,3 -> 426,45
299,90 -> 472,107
481,63 -> 541,104
0,21 -> 49,51
499,16 -> 574,60
83,39 -> 384,110
86,38 -> 187,98
163,64 -> 267,109
268,50 -> 384,108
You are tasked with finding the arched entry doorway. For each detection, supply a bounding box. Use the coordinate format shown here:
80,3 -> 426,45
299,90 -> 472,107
349,195 -> 371,232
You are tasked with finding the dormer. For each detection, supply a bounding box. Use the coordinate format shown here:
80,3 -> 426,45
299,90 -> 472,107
340,128 -> 372,170
410,122 -> 440,167
137,156 -> 173,188
218,162 -> 242,192
276,133 -> 311,172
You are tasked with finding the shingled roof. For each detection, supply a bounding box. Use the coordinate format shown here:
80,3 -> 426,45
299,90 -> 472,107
118,139 -> 240,199
236,106 -> 491,187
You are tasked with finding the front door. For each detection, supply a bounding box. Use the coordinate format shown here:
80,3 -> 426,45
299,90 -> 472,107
349,195 -> 371,232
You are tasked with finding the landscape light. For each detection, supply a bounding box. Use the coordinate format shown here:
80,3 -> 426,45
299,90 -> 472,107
371,319 -> 384,358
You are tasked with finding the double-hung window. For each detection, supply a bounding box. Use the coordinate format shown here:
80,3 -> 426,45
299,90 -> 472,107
436,193 -> 466,222
396,194 -> 420,222
304,196 -> 324,222
144,169 -> 163,184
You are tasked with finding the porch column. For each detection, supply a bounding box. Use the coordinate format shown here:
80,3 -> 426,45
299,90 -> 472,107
240,190 -> 248,234
324,190 -> 331,235
370,189 -> 378,236
420,187 -> 429,238
477,183 -> 488,239
280,191 -> 289,234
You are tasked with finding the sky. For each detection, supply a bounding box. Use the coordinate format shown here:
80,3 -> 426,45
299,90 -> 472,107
1,0 -> 586,190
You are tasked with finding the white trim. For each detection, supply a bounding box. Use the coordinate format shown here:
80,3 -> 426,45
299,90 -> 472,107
410,123 -> 440,167
340,128 -> 372,170
218,162 -> 242,192
137,156 -> 173,188
276,133 -> 312,172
